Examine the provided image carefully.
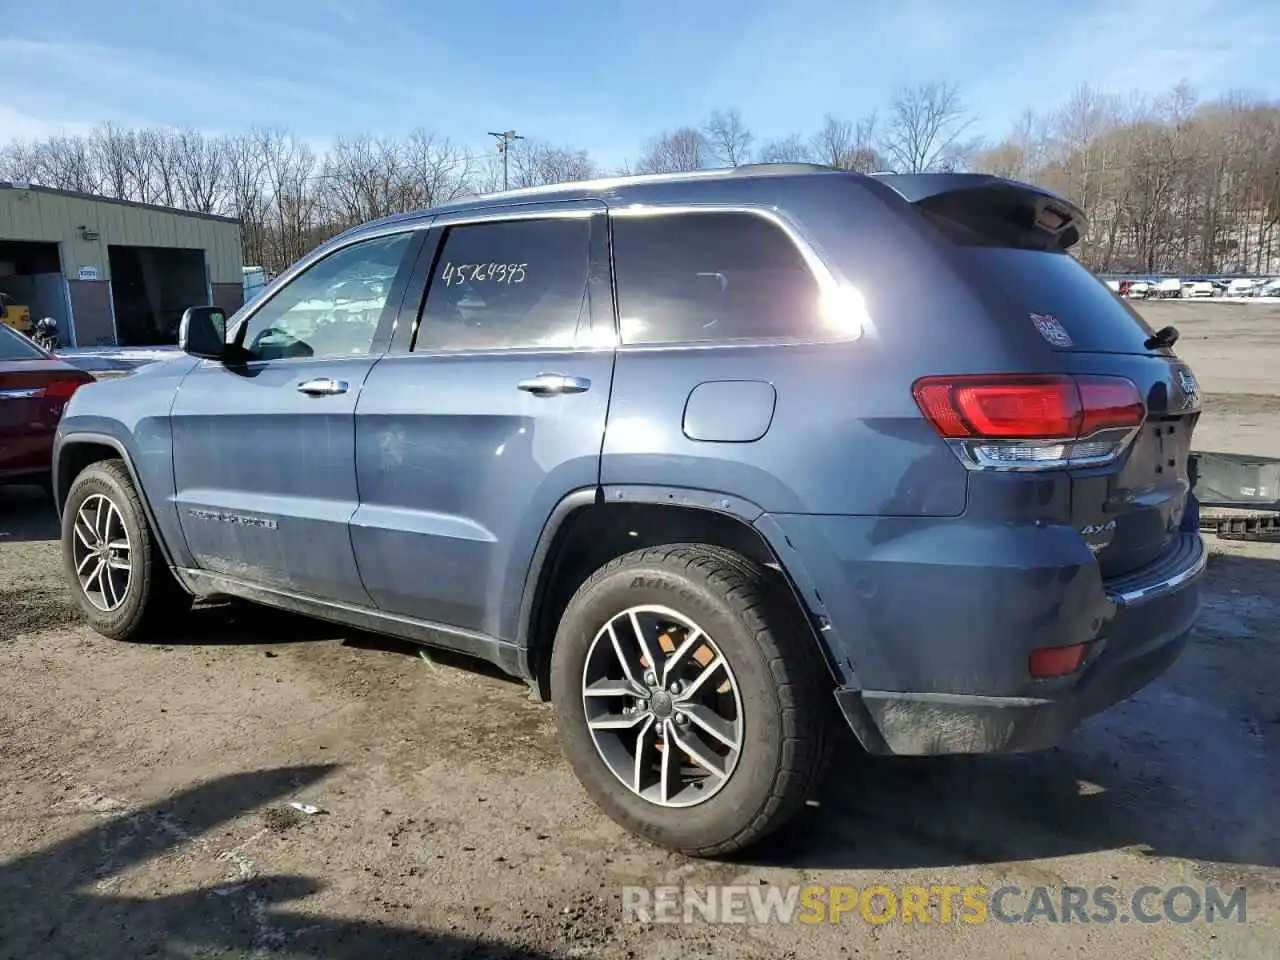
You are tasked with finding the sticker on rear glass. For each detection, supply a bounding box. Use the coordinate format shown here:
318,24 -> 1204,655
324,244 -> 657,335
1030,313 -> 1073,348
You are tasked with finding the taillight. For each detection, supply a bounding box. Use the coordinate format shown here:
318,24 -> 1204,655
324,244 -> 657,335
41,379 -> 87,402
1076,376 -> 1146,435
913,374 -> 1144,471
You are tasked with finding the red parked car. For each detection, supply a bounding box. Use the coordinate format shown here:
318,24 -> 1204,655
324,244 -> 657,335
0,321 -> 93,491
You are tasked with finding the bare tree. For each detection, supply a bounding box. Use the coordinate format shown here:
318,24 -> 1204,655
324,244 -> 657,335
88,124 -> 135,199
29,136 -> 100,193
8,82 -> 1280,276
508,141 -> 596,188
757,133 -> 812,164
0,141 -> 38,183
224,132 -> 270,268
321,134 -> 405,228
880,82 -> 976,173
810,114 -> 853,167
257,128 -> 321,270
703,109 -> 754,166
972,109 -> 1049,182
147,129 -> 181,207
173,128 -> 227,214
401,130 -> 473,207
809,113 -> 884,171
635,127 -> 712,174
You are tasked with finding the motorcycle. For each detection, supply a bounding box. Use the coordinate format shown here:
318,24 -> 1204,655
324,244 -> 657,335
32,316 -> 59,352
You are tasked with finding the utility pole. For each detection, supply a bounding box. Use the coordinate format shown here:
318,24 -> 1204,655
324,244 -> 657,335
488,130 -> 524,191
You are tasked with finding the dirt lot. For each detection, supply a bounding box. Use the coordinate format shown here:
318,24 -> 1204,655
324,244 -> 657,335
1,301 -> 1278,959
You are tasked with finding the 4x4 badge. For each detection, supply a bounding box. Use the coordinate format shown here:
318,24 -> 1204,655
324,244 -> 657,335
1030,313 -> 1074,348
1177,369 -> 1199,409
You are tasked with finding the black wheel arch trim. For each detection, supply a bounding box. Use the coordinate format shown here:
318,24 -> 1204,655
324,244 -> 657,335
53,431 -> 179,572
515,484 -> 852,696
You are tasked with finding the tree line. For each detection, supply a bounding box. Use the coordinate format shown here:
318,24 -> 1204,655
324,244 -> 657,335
3,81 -> 1279,275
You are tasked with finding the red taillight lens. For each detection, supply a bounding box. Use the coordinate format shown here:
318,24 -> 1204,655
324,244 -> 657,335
954,378 -> 1080,438
1029,642 -> 1089,678
913,375 -> 1143,439
1076,376 -> 1146,435
41,378 -> 86,402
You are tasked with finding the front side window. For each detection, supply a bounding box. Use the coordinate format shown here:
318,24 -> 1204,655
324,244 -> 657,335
415,217 -> 591,352
238,233 -> 411,361
611,212 -> 824,344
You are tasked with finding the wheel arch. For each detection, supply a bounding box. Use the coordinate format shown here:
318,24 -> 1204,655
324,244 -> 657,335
516,486 -> 838,701
55,433 -> 178,570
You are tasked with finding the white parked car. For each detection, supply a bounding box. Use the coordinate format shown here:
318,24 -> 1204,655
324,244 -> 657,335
1227,278 -> 1256,297
1154,278 -> 1183,298
1182,281 -> 1215,298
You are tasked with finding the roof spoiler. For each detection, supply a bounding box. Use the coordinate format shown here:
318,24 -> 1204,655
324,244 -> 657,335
870,173 -> 1086,251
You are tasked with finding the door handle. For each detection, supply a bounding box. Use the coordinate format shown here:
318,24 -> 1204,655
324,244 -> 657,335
517,373 -> 591,396
297,377 -> 349,396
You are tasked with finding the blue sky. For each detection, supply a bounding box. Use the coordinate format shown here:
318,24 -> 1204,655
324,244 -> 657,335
2,0 -> 1277,169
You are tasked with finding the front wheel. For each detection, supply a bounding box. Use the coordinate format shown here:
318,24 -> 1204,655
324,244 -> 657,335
61,458 -> 192,640
550,544 -> 830,856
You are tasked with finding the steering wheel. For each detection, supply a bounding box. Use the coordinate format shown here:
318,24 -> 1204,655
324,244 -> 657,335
249,326 -> 312,360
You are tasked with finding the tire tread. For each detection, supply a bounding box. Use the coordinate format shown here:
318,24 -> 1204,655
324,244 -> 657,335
63,458 -> 191,641
565,542 -> 831,856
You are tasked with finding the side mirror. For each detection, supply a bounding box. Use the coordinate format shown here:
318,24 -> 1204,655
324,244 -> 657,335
179,306 -> 229,360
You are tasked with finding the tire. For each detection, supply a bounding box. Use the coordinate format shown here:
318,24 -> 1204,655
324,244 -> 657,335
61,458 -> 192,640
550,544 -> 830,857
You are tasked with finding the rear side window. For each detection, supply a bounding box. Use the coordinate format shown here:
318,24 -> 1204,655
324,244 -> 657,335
611,212 -> 823,344
416,218 -> 591,351
0,324 -> 44,360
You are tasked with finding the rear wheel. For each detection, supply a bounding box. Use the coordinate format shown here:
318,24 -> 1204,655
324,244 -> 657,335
550,544 -> 830,856
61,459 -> 192,640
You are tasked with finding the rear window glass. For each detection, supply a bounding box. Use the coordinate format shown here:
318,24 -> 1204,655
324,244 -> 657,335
0,325 -> 45,360
950,247 -> 1163,355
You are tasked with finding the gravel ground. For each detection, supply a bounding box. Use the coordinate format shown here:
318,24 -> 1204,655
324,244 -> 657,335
0,301 -> 1277,959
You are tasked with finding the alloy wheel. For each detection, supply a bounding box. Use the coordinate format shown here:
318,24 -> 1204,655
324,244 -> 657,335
71,493 -> 133,612
581,605 -> 744,807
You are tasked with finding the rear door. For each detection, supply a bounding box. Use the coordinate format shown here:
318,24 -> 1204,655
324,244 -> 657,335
351,202 -> 614,639
170,229 -> 423,603
922,187 -> 1200,577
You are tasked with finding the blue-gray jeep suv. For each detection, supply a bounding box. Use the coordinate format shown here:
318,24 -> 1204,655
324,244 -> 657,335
54,165 -> 1206,855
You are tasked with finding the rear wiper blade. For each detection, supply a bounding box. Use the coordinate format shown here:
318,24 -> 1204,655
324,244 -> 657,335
1144,325 -> 1179,350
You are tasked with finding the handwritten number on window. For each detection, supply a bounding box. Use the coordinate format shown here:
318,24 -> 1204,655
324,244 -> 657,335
439,262 -> 527,287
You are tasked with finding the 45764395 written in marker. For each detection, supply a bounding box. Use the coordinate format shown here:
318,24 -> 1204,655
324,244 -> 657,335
440,262 -> 527,286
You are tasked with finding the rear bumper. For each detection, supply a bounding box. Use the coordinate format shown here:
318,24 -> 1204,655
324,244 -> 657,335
833,532 -> 1205,754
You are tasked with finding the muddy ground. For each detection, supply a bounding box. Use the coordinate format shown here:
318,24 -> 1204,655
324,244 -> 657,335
1,301 -> 1278,958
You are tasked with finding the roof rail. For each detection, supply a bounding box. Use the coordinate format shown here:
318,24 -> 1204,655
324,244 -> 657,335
731,162 -> 841,175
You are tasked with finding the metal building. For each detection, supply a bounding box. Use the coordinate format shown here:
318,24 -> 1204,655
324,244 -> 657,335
0,183 -> 243,347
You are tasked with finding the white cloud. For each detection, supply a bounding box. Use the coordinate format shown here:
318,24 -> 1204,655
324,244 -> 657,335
0,103 -> 95,146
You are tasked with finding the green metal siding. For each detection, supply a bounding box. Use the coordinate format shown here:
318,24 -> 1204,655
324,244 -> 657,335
0,186 -> 242,283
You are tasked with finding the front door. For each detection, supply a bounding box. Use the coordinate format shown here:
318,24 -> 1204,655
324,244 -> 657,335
352,205 -> 615,640
169,230 -> 422,604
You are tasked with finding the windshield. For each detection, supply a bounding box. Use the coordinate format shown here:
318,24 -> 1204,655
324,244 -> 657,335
0,324 -> 46,361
